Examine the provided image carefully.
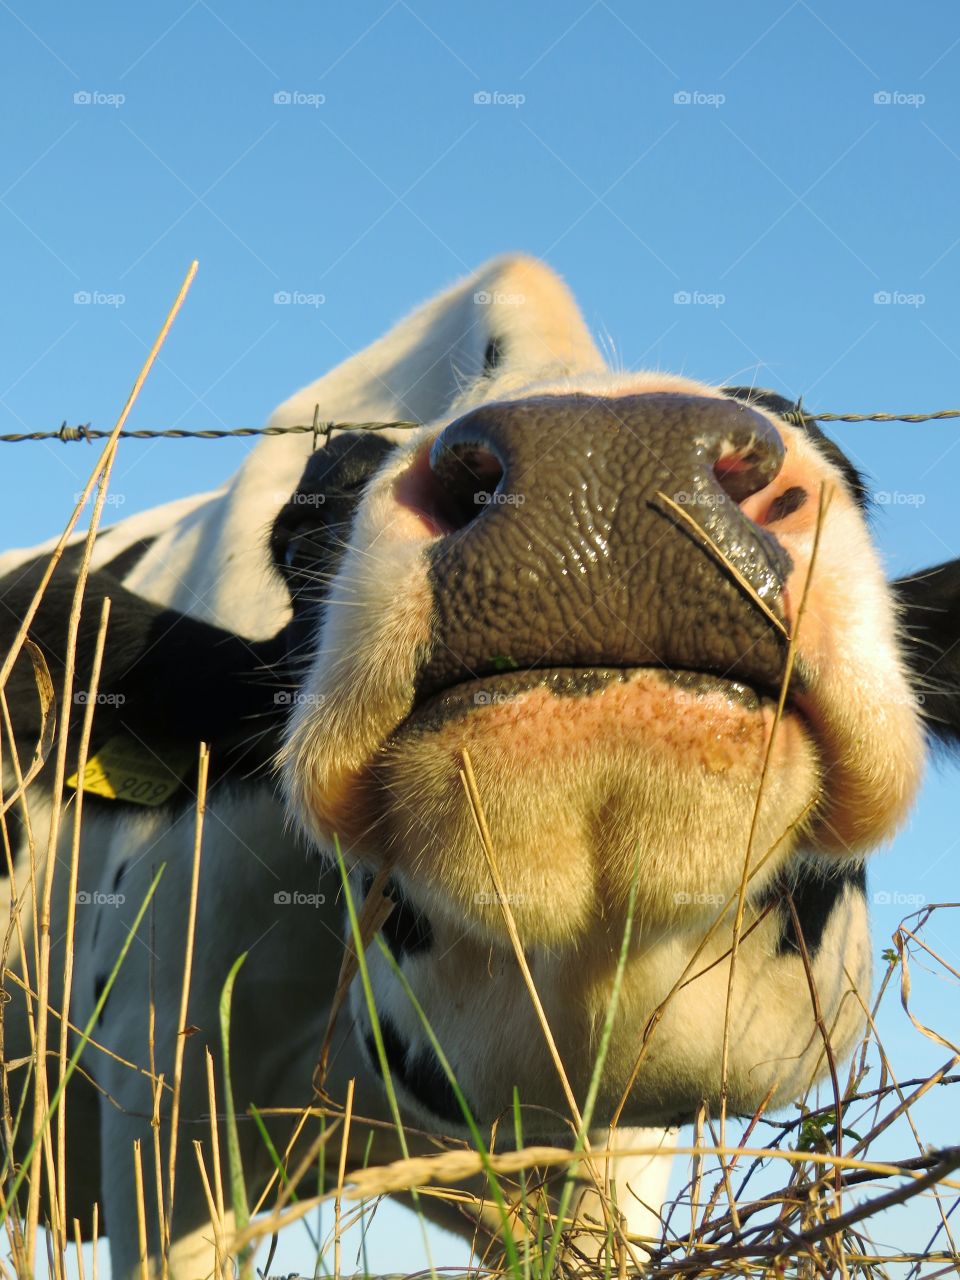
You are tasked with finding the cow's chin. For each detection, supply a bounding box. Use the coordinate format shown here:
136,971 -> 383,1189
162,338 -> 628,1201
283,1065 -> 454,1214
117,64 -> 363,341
344,667 -> 821,946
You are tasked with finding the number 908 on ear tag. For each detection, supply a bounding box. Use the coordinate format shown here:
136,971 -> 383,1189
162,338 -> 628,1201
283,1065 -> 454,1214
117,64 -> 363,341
67,736 -> 195,807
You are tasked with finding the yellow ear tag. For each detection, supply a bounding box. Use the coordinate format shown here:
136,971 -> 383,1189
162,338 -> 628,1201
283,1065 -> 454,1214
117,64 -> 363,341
67,736 -> 196,807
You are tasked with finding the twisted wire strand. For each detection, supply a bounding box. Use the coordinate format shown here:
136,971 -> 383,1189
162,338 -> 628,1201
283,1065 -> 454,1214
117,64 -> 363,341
2,409 -> 959,444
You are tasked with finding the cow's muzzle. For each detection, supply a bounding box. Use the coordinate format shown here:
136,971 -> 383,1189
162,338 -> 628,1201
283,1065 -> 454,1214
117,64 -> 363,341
396,392 -> 793,702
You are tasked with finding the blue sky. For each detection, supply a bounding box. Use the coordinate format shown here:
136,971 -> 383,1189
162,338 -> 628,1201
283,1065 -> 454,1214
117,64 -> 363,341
2,0 -> 959,1272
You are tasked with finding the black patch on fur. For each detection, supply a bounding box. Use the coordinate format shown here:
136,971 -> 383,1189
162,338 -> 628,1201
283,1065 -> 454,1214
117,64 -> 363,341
271,430 -> 399,660
94,974 -> 108,1025
381,878 -> 433,957
0,807 -> 21,876
111,863 -> 127,894
365,1015 -> 464,1127
766,862 -> 866,957
99,537 -> 157,581
483,337 -> 505,374
894,559 -> 960,750
379,1015 -> 409,1077
0,555 -> 290,807
363,1019 -> 407,1084
722,386 -> 869,509
364,1033 -> 379,1073
404,1049 -> 462,1126
1,434 -> 400,819
351,871 -> 433,956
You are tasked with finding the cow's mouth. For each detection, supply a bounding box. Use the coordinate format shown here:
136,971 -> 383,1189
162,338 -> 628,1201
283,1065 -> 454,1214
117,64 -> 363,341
401,663 -> 796,737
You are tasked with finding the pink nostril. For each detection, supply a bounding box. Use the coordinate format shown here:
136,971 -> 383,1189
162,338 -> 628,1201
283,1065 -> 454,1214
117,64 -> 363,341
714,437 -> 784,505
394,441 -> 505,536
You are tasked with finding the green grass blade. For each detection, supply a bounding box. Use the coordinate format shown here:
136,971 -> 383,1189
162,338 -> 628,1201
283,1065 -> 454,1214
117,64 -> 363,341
249,1103 -> 293,1196
219,951 -> 251,1248
512,1088 -> 531,1280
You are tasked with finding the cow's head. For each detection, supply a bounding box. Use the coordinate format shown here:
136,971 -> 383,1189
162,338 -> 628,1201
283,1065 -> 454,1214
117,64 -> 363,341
271,259 -> 954,953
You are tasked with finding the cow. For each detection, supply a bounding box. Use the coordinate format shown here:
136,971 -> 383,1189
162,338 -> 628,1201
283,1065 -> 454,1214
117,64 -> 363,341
1,255 -> 958,1279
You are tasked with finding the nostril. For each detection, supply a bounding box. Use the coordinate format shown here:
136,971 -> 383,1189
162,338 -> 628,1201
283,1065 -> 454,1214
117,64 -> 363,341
713,433 -> 784,504
430,440 -> 505,532
394,438 -> 505,536
764,485 -> 808,523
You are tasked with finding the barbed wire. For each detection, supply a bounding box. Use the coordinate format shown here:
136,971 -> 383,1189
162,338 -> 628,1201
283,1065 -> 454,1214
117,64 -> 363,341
2,408 -> 959,445
0,419 -> 421,445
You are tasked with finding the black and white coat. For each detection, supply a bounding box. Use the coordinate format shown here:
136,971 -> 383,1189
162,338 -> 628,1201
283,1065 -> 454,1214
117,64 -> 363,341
2,256 -> 958,1279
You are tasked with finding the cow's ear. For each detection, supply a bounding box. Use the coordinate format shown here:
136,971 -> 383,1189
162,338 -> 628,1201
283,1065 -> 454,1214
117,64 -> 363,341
893,559 -> 960,749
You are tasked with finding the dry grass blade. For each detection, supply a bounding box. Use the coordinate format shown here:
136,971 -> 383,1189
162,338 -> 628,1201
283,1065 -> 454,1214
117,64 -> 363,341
133,1139 -> 150,1280
334,1076 -> 355,1280
0,639 -> 55,816
165,741 -> 210,1261
72,1217 -> 86,1280
894,916 -> 960,1055
314,864 -> 395,1094
654,490 -> 789,637
193,1139 -> 225,1280
56,596 -> 112,1243
205,1047 -> 226,1231
151,1072 -> 167,1280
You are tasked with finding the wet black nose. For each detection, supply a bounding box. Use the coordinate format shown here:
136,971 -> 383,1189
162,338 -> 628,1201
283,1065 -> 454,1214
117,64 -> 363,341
415,392 -> 791,696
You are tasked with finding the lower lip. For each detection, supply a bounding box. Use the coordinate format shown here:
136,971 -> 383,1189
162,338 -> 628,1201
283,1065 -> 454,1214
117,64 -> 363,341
409,666 -> 776,727
390,666 -> 802,780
